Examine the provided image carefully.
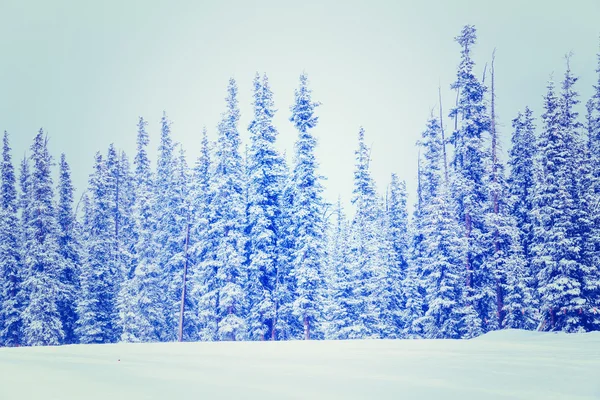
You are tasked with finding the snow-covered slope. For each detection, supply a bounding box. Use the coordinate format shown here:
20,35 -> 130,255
1,330 -> 598,400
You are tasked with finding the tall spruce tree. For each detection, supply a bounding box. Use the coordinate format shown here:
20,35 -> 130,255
344,127 -> 390,338
207,79 -> 248,341
56,154 -> 81,344
245,73 -> 286,340
449,25 -> 492,335
583,45 -> 600,329
323,198 -> 351,339
153,112 -> 187,341
272,154 -> 301,339
191,127 -> 220,341
412,117 -> 464,339
505,109 -> 539,329
77,152 -> 120,343
289,73 -> 326,340
533,63 -> 596,332
118,117 -> 165,342
382,174 -> 409,337
22,129 -> 64,346
171,145 -> 196,341
508,108 -> 537,272
0,132 -> 23,346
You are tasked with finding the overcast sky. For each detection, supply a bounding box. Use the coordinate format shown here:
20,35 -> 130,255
1,0 -> 599,213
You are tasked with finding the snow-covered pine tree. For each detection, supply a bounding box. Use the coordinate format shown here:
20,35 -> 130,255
404,154 -> 426,339
191,127 -> 220,341
412,117 -> 464,339
504,109 -> 540,329
18,156 -> 32,325
533,62 -> 596,332
344,127 -> 389,339
322,198 -> 351,340
289,73 -> 326,340
481,56 -> 536,331
118,117 -> 165,342
56,154 -> 81,344
0,131 -> 23,346
105,144 -> 137,289
382,174 -> 409,338
77,152 -> 120,343
171,145 -> 197,341
115,151 -> 136,281
152,112 -> 189,341
207,79 -> 248,341
245,73 -> 286,340
272,153 -> 301,340
448,25 -> 492,336
22,129 -> 64,346
508,108 -> 537,274
583,45 -> 600,330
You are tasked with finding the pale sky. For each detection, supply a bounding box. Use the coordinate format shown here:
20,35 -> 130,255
1,0 -> 599,214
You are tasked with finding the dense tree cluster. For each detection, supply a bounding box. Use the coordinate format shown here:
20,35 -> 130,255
1,26 -> 599,346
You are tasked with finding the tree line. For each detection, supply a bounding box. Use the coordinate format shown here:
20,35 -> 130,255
1,25 -> 599,346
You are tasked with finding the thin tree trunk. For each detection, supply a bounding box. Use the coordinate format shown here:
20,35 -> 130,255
438,86 -> 449,184
465,213 -> 472,288
417,150 -> 422,215
304,315 -> 310,340
177,222 -> 190,342
490,48 -> 504,327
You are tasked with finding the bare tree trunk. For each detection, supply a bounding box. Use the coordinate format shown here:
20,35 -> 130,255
465,213 -> 472,288
304,315 -> 310,340
438,86 -> 449,184
177,222 -> 190,342
490,48 -> 504,327
454,87 -> 460,132
417,150 -> 422,215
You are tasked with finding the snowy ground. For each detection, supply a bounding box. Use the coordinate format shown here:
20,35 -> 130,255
0,330 -> 598,400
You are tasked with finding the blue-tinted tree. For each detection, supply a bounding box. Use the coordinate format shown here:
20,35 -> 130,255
289,73 -> 326,340
245,73 -> 286,340
119,117 -> 165,342
77,152 -> 120,343
533,63 -> 596,332
0,132 -> 23,346
191,127 -> 219,341
56,154 -> 81,344
22,129 -> 64,346
206,79 -> 248,341
412,117 -> 464,339
449,25 -> 493,334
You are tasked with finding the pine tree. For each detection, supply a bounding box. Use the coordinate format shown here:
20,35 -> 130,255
0,131 -> 23,346
584,44 -> 600,330
116,151 -> 136,281
77,152 -> 120,343
22,129 -> 64,346
272,155 -> 301,339
449,25 -> 492,335
171,145 -> 196,341
323,198 -> 351,339
245,73 -> 286,340
508,108 -> 537,271
381,174 -> 409,337
153,112 -> 187,341
289,73 -> 326,340
118,117 -> 165,342
413,117 -> 464,339
505,108 -> 539,329
191,127 -> 219,341
344,127 -> 390,338
56,154 -> 81,344
206,79 -> 248,341
533,62 -> 597,332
